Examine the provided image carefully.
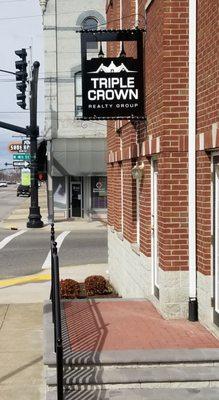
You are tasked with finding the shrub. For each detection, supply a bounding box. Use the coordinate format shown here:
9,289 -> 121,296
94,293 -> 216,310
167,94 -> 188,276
84,275 -> 112,296
60,279 -> 80,299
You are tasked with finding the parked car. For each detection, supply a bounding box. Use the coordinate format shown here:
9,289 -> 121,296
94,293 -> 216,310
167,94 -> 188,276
17,184 -> 31,197
0,181 -> 7,187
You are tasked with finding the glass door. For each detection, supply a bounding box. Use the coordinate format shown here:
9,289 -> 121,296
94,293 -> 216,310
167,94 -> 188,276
71,183 -> 82,217
214,161 -> 219,324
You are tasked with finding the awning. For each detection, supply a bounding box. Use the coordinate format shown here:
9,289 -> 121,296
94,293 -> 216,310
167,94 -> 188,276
51,138 -> 107,177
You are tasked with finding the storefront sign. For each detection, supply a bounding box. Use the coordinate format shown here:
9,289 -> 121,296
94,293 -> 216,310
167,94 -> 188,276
80,29 -> 145,120
83,57 -> 143,119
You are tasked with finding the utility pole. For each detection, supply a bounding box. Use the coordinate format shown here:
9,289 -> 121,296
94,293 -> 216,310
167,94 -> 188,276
27,61 -> 43,228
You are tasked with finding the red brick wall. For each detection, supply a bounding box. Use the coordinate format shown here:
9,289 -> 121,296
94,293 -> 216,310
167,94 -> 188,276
158,153 -> 188,271
196,152 -> 211,275
147,0 -> 189,271
123,159 -> 137,241
196,0 -> 219,275
197,0 -> 218,134
106,0 -> 218,276
139,157 -> 151,256
107,163 -> 115,226
145,0 -> 164,139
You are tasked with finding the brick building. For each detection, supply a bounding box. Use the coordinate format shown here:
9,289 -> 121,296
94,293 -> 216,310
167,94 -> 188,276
106,0 -> 219,334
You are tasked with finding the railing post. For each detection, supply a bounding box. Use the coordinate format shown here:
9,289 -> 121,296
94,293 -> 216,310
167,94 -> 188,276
50,223 -> 55,326
53,241 -> 63,400
49,225 -> 63,400
57,339 -> 63,400
50,223 -> 55,300
52,241 -> 57,352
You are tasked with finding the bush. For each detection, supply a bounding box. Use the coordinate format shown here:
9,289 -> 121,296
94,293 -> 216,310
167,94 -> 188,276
60,279 -> 80,299
84,275 -> 112,296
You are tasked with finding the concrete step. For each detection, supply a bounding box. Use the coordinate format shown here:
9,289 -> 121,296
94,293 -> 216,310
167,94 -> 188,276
46,364 -> 219,388
45,348 -> 219,367
46,387 -> 219,400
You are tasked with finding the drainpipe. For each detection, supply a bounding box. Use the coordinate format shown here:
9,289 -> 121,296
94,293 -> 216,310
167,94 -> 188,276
188,0 -> 198,321
55,0 -> 59,133
135,0 -> 139,27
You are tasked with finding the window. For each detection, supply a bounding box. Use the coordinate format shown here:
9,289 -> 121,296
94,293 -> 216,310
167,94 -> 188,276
91,176 -> 107,209
75,72 -> 82,117
82,17 -> 98,49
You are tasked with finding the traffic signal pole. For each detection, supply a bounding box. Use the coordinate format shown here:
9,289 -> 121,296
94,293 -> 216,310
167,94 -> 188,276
27,61 -> 43,228
0,56 -> 44,228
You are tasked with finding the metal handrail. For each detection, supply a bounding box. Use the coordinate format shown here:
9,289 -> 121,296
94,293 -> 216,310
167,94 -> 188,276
50,224 -> 63,400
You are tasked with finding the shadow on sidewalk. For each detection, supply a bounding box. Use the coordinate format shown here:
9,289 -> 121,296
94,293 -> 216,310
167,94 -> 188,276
61,300 -> 108,399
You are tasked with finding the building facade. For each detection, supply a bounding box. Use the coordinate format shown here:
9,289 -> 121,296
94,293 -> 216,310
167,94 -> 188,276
39,0 -> 107,221
106,0 -> 219,334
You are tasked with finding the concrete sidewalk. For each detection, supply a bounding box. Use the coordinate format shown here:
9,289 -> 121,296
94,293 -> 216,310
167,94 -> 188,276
0,303 -> 45,400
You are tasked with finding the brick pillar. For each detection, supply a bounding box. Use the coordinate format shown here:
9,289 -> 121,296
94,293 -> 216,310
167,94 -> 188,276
158,152 -> 189,272
123,159 -> 137,243
107,163 -> 115,227
114,163 -> 122,232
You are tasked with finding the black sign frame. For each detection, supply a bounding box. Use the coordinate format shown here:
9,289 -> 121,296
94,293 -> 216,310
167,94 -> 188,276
79,29 -> 145,121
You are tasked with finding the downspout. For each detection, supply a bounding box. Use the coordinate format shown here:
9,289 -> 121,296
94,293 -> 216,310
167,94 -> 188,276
135,0 -> 139,27
188,0 -> 198,321
55,0 -> 59,133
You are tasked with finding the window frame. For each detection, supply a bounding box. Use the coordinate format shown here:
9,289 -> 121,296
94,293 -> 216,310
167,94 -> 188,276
74,71 -> 82,118
82,17 -> 98,50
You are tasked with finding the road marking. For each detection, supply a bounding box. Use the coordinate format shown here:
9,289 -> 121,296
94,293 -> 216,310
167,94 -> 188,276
42,230 -> 71,269
0,273 -> 51,288
0,229 -> 27,250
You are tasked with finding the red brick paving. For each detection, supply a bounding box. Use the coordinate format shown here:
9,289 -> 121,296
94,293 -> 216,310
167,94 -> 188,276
64,300 -> 219,352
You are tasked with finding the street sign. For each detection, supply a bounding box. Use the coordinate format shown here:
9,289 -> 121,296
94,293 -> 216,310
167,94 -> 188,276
13,160 -> 30,168
8,142 -> 23,152
13,153 -> 30,161
22,139 -> 30,145
22,139 -> 30,152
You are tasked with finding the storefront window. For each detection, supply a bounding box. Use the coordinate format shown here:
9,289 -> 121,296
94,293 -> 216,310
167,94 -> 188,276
91,176 -> 107,209
75,72 -> 82,117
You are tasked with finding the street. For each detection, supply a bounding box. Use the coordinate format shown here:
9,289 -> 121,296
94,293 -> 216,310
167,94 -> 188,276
0,185 -> 25,222
0,186 -> 107,279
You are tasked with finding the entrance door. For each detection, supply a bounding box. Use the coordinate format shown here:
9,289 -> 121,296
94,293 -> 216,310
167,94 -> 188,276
152,160 -> 159,298
71,183 -> 82,217
213,160 -> 219,325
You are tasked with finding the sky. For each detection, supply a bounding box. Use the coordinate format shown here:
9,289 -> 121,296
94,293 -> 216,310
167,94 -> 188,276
0,0 -> 44,169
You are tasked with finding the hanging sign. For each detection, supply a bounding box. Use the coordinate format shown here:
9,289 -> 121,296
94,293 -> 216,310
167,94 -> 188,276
79,29 -> 145,120
83,57 -> 144,119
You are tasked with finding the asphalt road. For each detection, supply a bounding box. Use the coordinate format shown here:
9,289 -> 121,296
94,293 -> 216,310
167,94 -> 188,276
0,229 -> 107,278
0,185 -> 108,279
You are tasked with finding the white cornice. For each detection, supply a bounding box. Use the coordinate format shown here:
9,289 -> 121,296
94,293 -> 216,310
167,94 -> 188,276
39,0 -> 48,14
145,0 -> 154,11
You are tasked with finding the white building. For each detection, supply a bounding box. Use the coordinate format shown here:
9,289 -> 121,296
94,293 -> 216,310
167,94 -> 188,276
39,0 -> 107,221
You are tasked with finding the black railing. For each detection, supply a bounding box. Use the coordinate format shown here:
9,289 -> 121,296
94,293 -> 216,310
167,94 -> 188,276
50,223 -> 63,400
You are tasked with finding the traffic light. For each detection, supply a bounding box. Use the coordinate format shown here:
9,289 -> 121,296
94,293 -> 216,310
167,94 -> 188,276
15,48 -> 27,109
36,140 -> 47,181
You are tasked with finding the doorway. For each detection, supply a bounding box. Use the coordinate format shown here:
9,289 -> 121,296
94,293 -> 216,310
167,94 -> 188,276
71,182 -> 82,217
151,159 -> 159,298
213,158 -> 219,325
